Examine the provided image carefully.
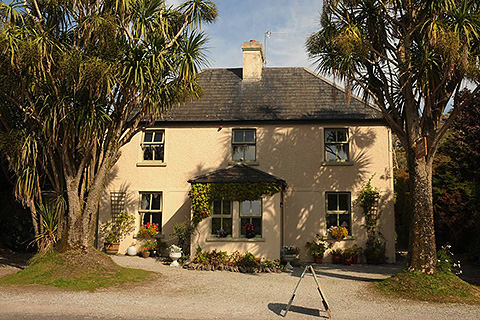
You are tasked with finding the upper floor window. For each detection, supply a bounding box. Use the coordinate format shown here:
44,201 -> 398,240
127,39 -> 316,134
240,200 -> 262,237
232,129 -> 256,162
142,130 -> 165,162
325,128 -> 349,162
326,192 -> 351,235
211,200 -> 232,237
139,192 -> 162,233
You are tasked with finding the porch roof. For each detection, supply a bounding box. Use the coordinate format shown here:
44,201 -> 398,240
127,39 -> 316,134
188,164 -> 286,186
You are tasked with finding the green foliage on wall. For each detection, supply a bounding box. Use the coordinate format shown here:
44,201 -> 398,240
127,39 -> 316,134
189,182 -> 284,225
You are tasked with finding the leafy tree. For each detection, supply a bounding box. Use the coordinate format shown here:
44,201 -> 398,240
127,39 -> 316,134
0,0 -> 217,251
307,0 -> 480,273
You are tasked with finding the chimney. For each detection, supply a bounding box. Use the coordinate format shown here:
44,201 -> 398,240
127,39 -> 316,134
241,40 -> 264,81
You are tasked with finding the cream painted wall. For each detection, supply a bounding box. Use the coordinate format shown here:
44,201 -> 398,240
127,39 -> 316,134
100,123 -> 395,262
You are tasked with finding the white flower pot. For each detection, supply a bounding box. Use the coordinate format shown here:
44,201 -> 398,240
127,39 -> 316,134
169,252 -> 182,267
283,254 -> 296,270
127,245 -> 137,256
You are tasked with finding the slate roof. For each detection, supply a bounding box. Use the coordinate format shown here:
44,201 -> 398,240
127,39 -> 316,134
163,67 -> 382,122
188,164 -> 286,186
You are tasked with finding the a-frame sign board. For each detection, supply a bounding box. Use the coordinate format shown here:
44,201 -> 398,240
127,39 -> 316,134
282,264 -> 331,319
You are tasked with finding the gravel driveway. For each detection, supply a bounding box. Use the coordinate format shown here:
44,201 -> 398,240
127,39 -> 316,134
1,255 -> 479,320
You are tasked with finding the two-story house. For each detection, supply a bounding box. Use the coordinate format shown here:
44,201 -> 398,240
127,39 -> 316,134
99,40 -> 395,263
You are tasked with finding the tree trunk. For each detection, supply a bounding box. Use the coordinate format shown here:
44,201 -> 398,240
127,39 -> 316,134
407,154 -> 437,274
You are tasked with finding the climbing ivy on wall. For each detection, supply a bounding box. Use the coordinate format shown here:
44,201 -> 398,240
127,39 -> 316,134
189,182 -> 284,225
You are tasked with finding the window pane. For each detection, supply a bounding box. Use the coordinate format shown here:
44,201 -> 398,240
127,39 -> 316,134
251,200 -> 261,216
339,194 -> 349,211
337,129 -> 347,142
233,130 -> 244,143
339,215 -> 351,233
223,218 -> 232,235
143,212 -> 152,225
222,201 -> 231,215
144,132 -> 153,143
325,145 -> 337,161
325,129 -> 336,142
326,214 -> 337,229
212,218 -> 221,234
213,200 -> 222,215
337,144 -> 348,161
153,146 -> 164,161
327,194 -> 338,211
241,201 -> 251,216
240,218 -> 249,235
153,131 -> 163,142
151,213 -> 161,227
244,130 -> 255,143
233,146 -> 243,161
151,193 -> 161,210
243,145 -> 256,161
140,194 -> 150,210
252,217 -> 262,236
143,147 -> 153,160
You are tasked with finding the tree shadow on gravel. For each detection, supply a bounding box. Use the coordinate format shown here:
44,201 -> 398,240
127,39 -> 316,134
268,302 -> 329,319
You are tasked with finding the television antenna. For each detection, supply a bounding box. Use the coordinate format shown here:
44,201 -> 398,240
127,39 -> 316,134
264,30 -> 286,65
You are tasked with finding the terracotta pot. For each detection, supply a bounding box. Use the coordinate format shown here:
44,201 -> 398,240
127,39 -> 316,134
344,257 -> 353,265
142,251 -> 150,258
313,255 -> 323,264
104,243 -> 119,255
332,254 -> 343,264
352,254 -> 358,264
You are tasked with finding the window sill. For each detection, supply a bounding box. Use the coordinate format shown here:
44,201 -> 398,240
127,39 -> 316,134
134,234 -> 165,240
321,235 -> 355,241
321,161 -> 354,166
228,161 -> 259,166
206,236 -> 265,242
136,162 -> 167,167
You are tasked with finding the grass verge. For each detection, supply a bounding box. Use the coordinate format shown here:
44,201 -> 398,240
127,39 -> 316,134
0,248 -> 151,291
375,269 -> 480,304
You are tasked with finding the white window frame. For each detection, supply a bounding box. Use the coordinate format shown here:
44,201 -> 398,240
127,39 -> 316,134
325,192 -> 351,235
232,129 -> 256,162
239,199 -> 262,237
324,128 -> 349,162
211,200 -> 233,236
141,130 -> 165,162
138,192 -> 163,233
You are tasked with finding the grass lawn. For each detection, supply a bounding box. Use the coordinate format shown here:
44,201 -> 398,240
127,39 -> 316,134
375,269 -> 480,304
0,249 -> 151,291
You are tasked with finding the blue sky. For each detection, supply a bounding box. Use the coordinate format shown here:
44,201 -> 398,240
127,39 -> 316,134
168,0 -> 323,69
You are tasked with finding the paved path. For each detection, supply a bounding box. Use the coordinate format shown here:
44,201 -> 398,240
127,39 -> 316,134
0,255 -> 479,320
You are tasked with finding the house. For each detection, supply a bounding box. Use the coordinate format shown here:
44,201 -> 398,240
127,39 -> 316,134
100,40 -> 395,263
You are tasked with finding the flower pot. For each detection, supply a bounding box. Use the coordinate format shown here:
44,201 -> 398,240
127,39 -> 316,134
352,254 -> 358,264
313,255 -> 323,264
169,252 -> 182,267
344,257 -> 353,265
127,245 -> 137,256
142,251 -> 150,258
332,254 -> 343,264
105,242 -> 119,255
283,254 -> 296,270
245,231 -> 256,239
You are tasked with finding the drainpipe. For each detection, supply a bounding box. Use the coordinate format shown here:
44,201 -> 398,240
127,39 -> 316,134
280,190 -> 284,251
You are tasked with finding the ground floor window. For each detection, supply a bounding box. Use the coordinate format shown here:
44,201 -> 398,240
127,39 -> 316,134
240,200 -> 262,237
211,200 -> 232,237
326,192 -> 351,234
139,192 -> 162,233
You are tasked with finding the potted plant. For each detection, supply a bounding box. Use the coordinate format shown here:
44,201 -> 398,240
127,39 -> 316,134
216,228 -> 228,238
347,245 -> 363,264
343,248 -> 353,265
145,239 -> 158,257
305,234 -> 333,264
281,246 -> 300,269
141,245 -> 151,258
101,212 -> 135,254
168,244 -> 182,267
137,222 -> 159,239
244,222 -> 256,239
331,248 -> 343,264
327,226 -> 348,241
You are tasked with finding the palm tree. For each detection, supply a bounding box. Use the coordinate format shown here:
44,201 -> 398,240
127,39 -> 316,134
306,0 -> 480,273
0,0 -> 217,251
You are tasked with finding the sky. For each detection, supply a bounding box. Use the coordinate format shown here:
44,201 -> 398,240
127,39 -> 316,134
167,0 -> 323,70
